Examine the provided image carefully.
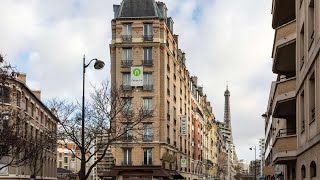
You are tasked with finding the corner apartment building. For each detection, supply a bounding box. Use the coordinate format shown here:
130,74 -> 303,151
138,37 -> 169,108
0,74 -> 57,179
101,0 -> 219,179
263,0 -> 320,179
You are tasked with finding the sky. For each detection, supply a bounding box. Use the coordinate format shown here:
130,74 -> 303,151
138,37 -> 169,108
0,0 -> 276,161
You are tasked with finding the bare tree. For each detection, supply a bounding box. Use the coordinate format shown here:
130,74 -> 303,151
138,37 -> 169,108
48,82 -> 154,180
0,54 -> 56,177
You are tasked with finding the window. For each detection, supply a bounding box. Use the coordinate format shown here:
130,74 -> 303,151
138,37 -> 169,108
143,124 -> 153,141
143,98 -> 152,115
59,161 -> 62,168
308,0 -> 315,48
0,114 -> 9,133
309,73 -> 315,123
123,148 -> 132,165
122,24 -> 132,41
64,157 -> 68,163
310,161 -> 316,177
122,98 -> 132,115
31,103 -> 34,117
143,148 -> 152,165
25,97 -> 28,112
143,48 -> 152,65
143,24 -> 153,41
59,153 -> 62,158
301,165 -> 306,179
300,24 -> 305,69
122,48 -> 132,66
16,91 -> 21,107
300,91 -> 305,132
0,86 -> 10,104
40,112 -> 43,124
122,73 -> 131,90
122,124 -> 133,141
143,73 -> 153,90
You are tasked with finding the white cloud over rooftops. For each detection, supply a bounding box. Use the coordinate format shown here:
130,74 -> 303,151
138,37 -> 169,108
0,0 -> 275,160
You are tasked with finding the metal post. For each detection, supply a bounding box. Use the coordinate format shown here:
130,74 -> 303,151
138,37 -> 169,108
81,55 -> 86,180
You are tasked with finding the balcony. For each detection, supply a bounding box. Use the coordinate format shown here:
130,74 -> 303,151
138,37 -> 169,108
143,84 -> 153,91
272,20 -> 296,76
143,60 -> 153,66
143,135 -> 153,142
272,77 -> 296,119
272,129 -> 297,164
122,85 -> 132,91
121,60 -> 133,67
143,35 -> 153,41
121,35 -> 132,42
122,135 -> 133,142
142,161 -> 153,166
272,0 -> 295,29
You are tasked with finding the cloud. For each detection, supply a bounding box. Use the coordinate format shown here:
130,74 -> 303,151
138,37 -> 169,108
0,0 -> 275,161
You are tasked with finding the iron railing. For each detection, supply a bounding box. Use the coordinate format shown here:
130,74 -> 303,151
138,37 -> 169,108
143,59 -> 153,66
121,60 -> 133,67
122,85 -> 132,91
121,35 -> 132,42
143,35 -> 153,41
276,128 -> 296,137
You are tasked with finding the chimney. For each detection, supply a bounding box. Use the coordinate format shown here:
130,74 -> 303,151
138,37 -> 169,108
113,5 -> 120,18
157,2 -> 167,19
32,90 -> 41,100
166,17 -> 174,33
17,73 -> 27,84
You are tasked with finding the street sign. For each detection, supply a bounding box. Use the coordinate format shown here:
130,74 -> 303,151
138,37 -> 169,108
180,115 -> 187,136
131,66 -> 143,86
181,158 -> 187,168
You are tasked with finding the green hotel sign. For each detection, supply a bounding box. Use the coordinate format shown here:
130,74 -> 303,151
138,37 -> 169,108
131,66 -> 143,86
133,68 -> 141,76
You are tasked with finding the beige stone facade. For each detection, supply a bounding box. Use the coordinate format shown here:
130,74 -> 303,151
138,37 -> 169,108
263,0 -> 320,179
105,0 -> 220,180
0,74 -> 58,179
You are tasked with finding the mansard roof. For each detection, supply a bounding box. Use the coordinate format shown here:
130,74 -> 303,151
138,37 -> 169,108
114,0 -> 164,18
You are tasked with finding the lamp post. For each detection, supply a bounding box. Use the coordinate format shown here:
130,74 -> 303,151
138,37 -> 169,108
249,146 -> 257,180
81,55 -> 105,180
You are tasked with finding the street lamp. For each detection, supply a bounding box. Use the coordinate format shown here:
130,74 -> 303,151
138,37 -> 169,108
249,146 -> 257,180
81,55 -> 104,180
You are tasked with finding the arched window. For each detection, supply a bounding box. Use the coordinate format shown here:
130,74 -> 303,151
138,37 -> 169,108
310,161 -> 317,177
301,165 -> 306,179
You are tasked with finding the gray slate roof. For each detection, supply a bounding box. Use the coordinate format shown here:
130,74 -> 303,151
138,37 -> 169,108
115,0 -> 164,18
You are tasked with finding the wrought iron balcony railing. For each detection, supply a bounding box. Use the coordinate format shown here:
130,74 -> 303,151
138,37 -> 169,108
143,135 -> 153,142
143,84 -> 153,91
143,35 -> 154,41
142,161 -> 153,166
276,128 -> 296,137
121,35 -> 132,42
121,60 -> 133,67
121,161 -> 133,166
143,60 -> 153,66
122,85 -> 132,91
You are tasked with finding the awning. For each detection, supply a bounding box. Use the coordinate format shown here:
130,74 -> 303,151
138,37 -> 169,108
99,166 -> 171,178
166,170 -> 185,179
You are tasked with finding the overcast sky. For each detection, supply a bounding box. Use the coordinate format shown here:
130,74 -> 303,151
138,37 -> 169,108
0,0 -> 276,161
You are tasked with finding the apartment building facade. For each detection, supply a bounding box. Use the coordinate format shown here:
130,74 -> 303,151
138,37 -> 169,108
100,0 -> 219,179
0,74 -> 57,179
263,0 -> 320,179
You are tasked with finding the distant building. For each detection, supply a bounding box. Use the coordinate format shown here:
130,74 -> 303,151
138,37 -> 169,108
237,159 -> 250,175
250,160 -> 261,179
